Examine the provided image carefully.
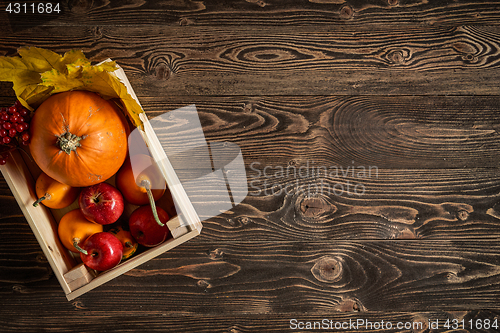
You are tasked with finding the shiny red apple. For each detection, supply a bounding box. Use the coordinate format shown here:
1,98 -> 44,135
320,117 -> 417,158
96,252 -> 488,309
79,182 -> 124,225
79,232 -> 123,271
129,205 -> 171,247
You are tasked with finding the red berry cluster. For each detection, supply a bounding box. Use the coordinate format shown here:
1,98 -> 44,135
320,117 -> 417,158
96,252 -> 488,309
0,101 -> 32,165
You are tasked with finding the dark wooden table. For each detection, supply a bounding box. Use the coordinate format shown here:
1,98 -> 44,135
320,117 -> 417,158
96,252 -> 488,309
1,1 -> 500,332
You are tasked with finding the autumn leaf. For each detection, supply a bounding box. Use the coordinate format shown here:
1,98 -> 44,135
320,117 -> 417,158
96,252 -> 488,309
17,47 -> 64,73
81,62 -> 144,127
0,46 -> 144,127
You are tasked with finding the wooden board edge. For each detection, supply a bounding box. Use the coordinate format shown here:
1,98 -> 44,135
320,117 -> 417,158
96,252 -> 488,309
0,149 -> 76,295
138,113 -> 203,230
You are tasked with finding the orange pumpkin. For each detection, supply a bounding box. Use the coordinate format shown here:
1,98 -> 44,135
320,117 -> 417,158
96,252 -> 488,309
29,91 -> 129,187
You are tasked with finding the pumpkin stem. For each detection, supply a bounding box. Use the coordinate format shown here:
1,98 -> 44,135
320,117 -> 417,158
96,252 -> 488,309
125,241 -> 134,248
33,192 -> 51,207
73,238 -> 88,255
141,179 -> 164,227
56,131 -> 83,155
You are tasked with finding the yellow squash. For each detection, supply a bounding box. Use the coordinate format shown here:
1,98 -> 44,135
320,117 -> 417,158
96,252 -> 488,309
33,172 -> 80,209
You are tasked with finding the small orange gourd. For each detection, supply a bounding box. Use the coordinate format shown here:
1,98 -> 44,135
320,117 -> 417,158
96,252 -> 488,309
58,209 -> 103,253
29,91 -> 130,187
33,172 -> 80,209
108,226 -> 139,260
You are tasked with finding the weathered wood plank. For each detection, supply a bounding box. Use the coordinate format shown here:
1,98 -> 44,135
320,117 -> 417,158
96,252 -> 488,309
4,95 -> 500,169
139,95 -> 500,169
4,0 -> 500,28
3,94 -> 500,240
2,239 -> 500,313
3,167 -> 500,241
0,312 -> 499,333
0,26 -> 500,95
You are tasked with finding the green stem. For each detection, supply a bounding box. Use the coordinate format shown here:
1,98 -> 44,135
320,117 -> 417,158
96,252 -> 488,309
73,238 -> 88,255
33,195 -> 47,207
33,192 -> 52,207
141,179 -> 164,226
125,241 -> 134,248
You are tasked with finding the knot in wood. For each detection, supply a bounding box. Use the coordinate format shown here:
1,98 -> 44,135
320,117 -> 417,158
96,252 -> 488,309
387,49 -> 409,65
35,253 -> 48,263
457,210 -> 469,221
72,300 -> 87,310
245,0 -> 268,7
155,63 -> 170,81
243,102 -> 255,113
299,196 -> 334,218
91,27 -> 102,39
388,0 -> 399,6
209,248 -> 224,260
311,256 -> 342,283
394,228 -> 417,239
12,285 -> 25,293
69,0 -> 93,13
197,279 -> 211,289
339,5 -> 354,20
238,216 -> 250,224
179,17 -> 194,26
335,297 -> 364,312
462,53 -> 477,63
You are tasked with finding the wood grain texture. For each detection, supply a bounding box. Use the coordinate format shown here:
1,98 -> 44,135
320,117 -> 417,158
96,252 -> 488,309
0,312 -> 498,333
137,95 -> 500,168
1,25 -> 500,95
2,234 -> 500,313
3,95 -> 500,241
1,1 -> 500,330
0,312 -> 499,333
4,95 -> 500,169
106,95 -> 500,241
4,0 -> 500,28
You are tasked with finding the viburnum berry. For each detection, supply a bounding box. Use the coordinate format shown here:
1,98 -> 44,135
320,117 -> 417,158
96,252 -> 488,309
0,100 -> 33,165
21,131 -> 30,142
16,123 -> 25,132
19,108 -> 28,117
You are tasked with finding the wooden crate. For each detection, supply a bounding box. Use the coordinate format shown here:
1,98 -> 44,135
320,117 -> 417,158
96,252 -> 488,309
0,63 -> 202,300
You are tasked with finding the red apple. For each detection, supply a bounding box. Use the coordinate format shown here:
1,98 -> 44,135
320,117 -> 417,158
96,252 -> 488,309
129,206 -> 171,247
79,232 -> 123,271
79,182 -> 124,225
